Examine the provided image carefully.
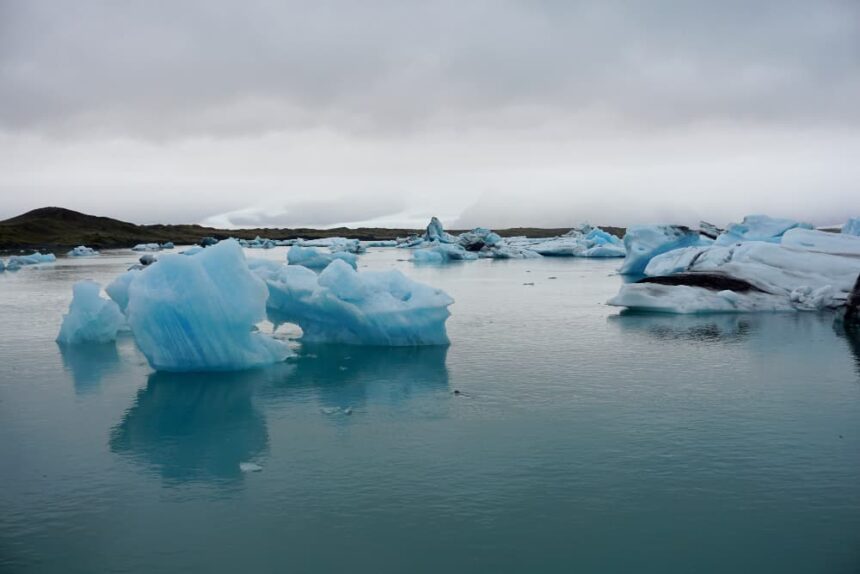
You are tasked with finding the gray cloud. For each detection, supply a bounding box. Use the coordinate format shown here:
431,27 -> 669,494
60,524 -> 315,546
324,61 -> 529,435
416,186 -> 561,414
0,0 -> 858,228
1,0 -> 858,139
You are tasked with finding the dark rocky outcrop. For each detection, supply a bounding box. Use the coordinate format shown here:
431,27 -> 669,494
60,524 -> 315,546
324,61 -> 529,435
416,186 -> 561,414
845,273 -> 860,327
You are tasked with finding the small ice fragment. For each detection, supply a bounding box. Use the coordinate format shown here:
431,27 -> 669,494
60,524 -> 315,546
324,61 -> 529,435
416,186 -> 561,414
239,462 -> 262,472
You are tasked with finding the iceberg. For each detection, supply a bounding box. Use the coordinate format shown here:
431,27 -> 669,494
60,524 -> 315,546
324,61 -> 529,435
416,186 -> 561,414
412,243 -> 478,263
287,245 -> 357,270
125,239 -> 290,372
424,216 -> 459,243
524,226 -> 625,258
257,259 -> 453,345
610,229 -> 860,313
618,225 -> 704,275
132,243 -> 161,252
458,227 -> 503,251
841,218 -> 860,237
57,280 -> 125,344
7,252 -> 56,266
362,240 -> 398,247
0,260 -> 4,272
161,242 -> 175,249
67,245 -> 99,257
714,214 -> 812,246
105,269 -> 139,313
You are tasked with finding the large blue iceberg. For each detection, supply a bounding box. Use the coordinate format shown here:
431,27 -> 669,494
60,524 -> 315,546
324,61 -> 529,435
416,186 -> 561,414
57,281 -> 125,344
125,240 -> 290,372
609,227 -> 860,313
255,259 -> 454,345
618,225 -> 704,275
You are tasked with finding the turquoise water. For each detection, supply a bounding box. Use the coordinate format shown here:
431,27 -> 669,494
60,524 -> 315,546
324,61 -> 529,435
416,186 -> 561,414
1,248 -> 859,573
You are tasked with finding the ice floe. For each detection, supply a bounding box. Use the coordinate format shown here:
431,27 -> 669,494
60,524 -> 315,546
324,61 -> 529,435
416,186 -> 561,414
125,239 -> 291,372
67,245 -> 99,257
257,259 -> 454,345
515,225 -> 625,258
713,214 -> 812,246
7,252 -> 56,267
609,225 -> 860,314
57,280 -> 125,344
618,225 -> 704,275
842,217 -> 860,237
287,245 -> 358,270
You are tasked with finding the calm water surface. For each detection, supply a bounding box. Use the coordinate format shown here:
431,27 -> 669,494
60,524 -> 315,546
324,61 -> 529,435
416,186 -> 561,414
1,247 -> 858,573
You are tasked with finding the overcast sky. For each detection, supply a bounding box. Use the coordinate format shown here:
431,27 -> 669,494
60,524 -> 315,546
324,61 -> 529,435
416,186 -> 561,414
1,0 -> 858,228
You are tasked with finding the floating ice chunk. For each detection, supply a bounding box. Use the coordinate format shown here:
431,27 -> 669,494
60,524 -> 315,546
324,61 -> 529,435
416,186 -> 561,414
0,260 -> 4,272
126,239 -> 290,372
608,282 -> 796,313
287,245 -> 358,270
611,239 -> 859,313
132,243 -> 161,252
527,226 -> 625,258
161,242 -> 175,250
327,237 -> 365,254
261,259 -> 453,345
842,218 -> 860,236
412,243 -> 478,263
363,240 -> 398,247
8,252 -> 56,266
239,462 -> 263,472
57,280 -> 125,344
458,227 -> 503,251
181,246 -> 204,256
105,270 -> 140,313
781,228 -> 860,256
714,214 -> 812,246
68,245 -> 99,257
619,225 -> 703,275
424,216 -> 459,243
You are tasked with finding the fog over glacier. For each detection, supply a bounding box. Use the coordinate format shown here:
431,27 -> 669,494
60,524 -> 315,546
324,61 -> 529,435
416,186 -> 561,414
1,0 -> 858,227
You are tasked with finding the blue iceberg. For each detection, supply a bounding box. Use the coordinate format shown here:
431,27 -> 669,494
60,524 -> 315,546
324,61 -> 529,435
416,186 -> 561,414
258,259 -> 453,345
287,245 -> 358,270
412,243 -> 478,263
67,245 -> 99,257
125,239 -> 290,372
57,280 -> 125,344
842,218 -> 860,236
714,214 -> 812,246
619,225 -> 704,275
8,252 -> 56,267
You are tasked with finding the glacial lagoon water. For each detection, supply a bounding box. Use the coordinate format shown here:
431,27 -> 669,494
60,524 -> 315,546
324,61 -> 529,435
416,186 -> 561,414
1,247 -> 858,573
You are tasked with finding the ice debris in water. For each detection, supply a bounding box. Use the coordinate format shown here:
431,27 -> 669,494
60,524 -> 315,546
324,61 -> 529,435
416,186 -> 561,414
842,217 -> 860,236
413,243 -> 478,263
67,245 -> 99,257
125,239 -> 290,372
7,252 -> 56,267
239,462 -> 262,472
618,225 -> 705,275
57,280 -> 125,344
609,224 -> 860,313
287,245 -> 358,270
512,225 -> 625,258
255,258 -> 454,345
713,214 -> 812,246
132,243 -> 162,252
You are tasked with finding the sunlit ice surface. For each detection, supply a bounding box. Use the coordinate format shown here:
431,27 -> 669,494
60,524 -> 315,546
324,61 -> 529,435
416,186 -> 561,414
1,246 -> 859,573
